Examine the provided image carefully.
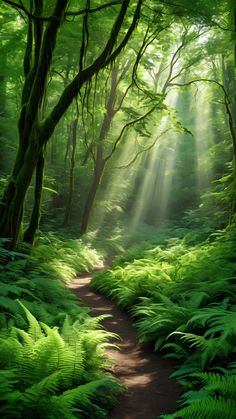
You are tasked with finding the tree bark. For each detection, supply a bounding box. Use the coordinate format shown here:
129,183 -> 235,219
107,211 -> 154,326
80,67 -> 118,234
63,118 -> 78,227
23,149 -> 45,245
221,55 -> 236,217
0,0 -> 72,247
0,130 -> 40,248
80,153 -> 105,234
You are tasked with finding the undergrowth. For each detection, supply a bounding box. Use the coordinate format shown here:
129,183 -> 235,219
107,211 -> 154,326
91,225 -> 236,418
0,233 -> 123,418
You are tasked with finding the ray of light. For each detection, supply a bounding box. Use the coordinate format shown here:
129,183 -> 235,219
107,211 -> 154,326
129,89 -> 179,230
89,133 -> 140,230
193,86 -> 214,191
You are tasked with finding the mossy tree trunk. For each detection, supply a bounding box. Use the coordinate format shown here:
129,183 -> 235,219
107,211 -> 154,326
0,0 -> 69,248
23,149 -> 45,245
0,0 -> 142,248
63,118 -> 78,227
0,52 -> 6,172
0,32 -> 10,173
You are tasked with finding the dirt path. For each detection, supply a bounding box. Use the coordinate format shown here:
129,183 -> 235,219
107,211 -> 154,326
69,271 -> 181,419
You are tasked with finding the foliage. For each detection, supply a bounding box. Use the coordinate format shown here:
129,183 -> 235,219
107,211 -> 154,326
1,0 -> 236,416
31,232 -> 102,281
0,233 -> 102,328
0,303 -> 123,418
0,234 -> 123,418
162,371 -> 236,418
91,225 -> 236,417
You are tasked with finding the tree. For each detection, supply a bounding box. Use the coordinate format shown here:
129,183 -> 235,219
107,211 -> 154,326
0,0 -> 143,248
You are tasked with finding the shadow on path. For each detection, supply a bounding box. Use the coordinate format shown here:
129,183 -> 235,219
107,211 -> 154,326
69,273 -> 181,419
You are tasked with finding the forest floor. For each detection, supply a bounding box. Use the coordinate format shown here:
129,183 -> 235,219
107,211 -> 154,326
68,267 -> 181,419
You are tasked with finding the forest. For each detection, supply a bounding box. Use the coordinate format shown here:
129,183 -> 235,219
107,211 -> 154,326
0,0 -> 236,418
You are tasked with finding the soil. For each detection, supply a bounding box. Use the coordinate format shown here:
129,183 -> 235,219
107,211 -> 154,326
68,269 -> 182,419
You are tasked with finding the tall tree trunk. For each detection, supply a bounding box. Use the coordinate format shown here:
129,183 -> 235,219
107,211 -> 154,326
64,123 -> 71,173
0,0 -> 71,247
80,67 -> 118,234
63,118 -> 78,227
80,151 -> 105,234
234,8 -> 236,68
50,134 -> 56,164
221,55 -> 236,217
23,148 -> 45,245
0,51 -> 6,172
0,131 -> 40,248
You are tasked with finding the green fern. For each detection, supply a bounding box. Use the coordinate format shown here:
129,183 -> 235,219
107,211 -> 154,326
133,298 -> 190,349
0,303 -> 123,418
171,331 -> 232,367
0,233 -> 123,418
164,373 -> 236,418
192,372 -> 236,399
166,397 -> 236,419
91,226 -> 236,419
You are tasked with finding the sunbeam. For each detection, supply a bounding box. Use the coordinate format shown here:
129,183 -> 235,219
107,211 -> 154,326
193,86 -> 214,191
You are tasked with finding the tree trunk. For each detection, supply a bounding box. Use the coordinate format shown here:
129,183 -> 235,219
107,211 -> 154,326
0,0 -> 70,248
0,48 -> 7,172
0,130 -> 40,248
64,122 -> 72,174
23,149 -> 45,245
80,155 -> 105,234
63,118 -> 78,227
80,67 -> 119,234
221,55 -> 236,218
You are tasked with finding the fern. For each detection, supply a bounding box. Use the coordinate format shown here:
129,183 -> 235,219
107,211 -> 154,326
170,331 -> 232,367
164,373 -> 236,418
166,397 -> 236,418
0,304 -> 123,418
91,226 -> 236,418
54,377 -> 122,417
0,232 -> 124,418
133,299 -> 190,349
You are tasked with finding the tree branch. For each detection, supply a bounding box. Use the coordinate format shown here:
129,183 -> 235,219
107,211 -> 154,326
114,82 -> 132,113
132,24 -> 167,95
66,1 -> 121,17
104,104 -> 156,162
2,0 -> 52,21
116,128 -> 170,168
41,0 -> 143,144
169,77 -> 236,154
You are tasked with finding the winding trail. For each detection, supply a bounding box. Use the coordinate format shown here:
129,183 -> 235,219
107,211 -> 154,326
69,269 -> 181,419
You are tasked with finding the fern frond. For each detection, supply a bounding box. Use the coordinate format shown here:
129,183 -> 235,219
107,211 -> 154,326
55,376 -> 123,416
171,396 -> 236,418
17,301 -> 44,341
192,372 -> 236,399
0,337 -> 23,368
171,331 -> 231,367
23,371 -> 61,400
